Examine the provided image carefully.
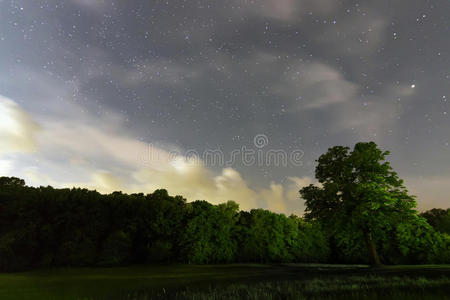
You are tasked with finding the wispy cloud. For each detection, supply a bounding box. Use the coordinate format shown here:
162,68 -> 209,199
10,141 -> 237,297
275,61 -> 359,109
238,0 -> 339,21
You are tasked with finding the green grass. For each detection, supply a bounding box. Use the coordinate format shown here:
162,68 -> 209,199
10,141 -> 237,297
0,264 -> 449,299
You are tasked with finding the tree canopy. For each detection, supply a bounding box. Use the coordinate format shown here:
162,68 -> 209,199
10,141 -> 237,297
0,178 -> 329,271
300,142 -> 448,265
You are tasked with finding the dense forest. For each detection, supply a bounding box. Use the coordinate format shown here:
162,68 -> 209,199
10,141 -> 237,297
0,143 -> 449,271
0,176 -> 448,272
0,177 -> 330,271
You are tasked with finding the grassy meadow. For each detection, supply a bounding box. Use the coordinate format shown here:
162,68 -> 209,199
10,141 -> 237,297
1,264 -> 450,299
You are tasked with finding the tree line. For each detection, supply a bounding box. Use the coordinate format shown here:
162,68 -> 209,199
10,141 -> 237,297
0,177 -> 329,271
0,142 -> 449,271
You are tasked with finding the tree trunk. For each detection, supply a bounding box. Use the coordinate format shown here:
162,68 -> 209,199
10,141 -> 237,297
363,228 -> 382,266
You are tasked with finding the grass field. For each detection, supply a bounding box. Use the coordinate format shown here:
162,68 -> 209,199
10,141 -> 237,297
0,264 -> 449,299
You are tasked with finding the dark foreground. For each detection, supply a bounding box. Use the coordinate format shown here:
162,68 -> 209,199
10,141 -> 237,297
1,264 -> 450,299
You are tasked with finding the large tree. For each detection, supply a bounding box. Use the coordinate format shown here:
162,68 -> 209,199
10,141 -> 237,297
300,142 -> 418,265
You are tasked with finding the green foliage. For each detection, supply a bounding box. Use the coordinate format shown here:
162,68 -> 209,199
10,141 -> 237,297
236,210 -> 329,263
288,216 -> 330,262
237,209 -> 287,262
0,176 -> 329,270
331,224 -> 368,263
300,142 -> 446,265
0,162 -> 447,271
180,200 -> 239,263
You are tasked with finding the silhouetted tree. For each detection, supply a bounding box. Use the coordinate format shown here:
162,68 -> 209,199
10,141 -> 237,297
421,208 -> 450,234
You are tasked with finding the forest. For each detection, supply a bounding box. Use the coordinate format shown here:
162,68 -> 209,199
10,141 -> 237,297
0,142 -> 449,271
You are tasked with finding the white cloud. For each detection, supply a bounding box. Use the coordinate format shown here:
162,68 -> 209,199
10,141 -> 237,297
92,171 -> 124,193
260,182 -> 286,212
0,95 -> 40,154
0,97 -> 311,213
132,165 -> 260,211
258,176 -> 314,214
0,159 -> 13,174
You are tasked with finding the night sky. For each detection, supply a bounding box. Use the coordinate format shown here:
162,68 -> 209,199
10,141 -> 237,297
0,0 -> 449,214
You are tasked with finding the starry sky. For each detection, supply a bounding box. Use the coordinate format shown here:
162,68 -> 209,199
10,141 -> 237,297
0,0 -> 449,214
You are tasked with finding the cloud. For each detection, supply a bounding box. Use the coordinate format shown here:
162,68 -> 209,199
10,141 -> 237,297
0,159 -> 13,174
0,95 -> 40,154
260,182 -> 285,212
222,52 -> 402,140
38,121 -> 154,171
114,59 -> 202,88
388,84 -> 417,97
0,98 -> 311,213
133,164 -> 260,211
240,0 -> 339,21
286,176 -> 314,201
274,61 -> 358,109
74,45 -> 203,89
135,167 -> 313,213
258,176 -> 314,214
330,81 -> 418,140
70,0 -> 111,13
264,56 -> 410,140
92,171 -> 124,193
214,168 -> 259,208
0,67 -> 84,122
331,98 -> 397,137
